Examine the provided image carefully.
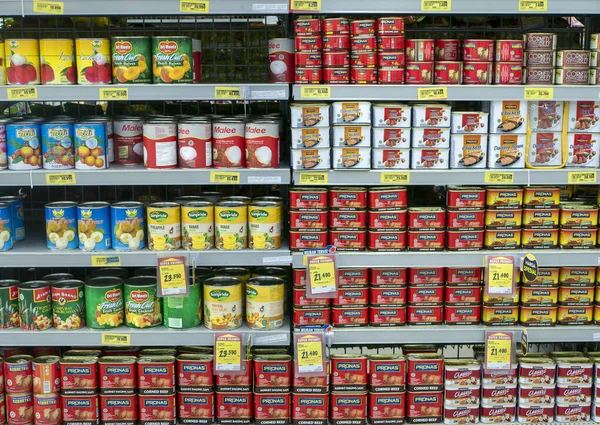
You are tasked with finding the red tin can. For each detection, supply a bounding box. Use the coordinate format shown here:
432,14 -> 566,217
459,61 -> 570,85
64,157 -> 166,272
517,404 -> 554,423
524,33 -> 557,51
292,393 -> 328,423
100,393 -> 136,423
323,68 -> 350,84
495,62 -> 523,85
177,355 -> 213,393
351,52 -> 377,68
406,39 -> 434,62
378,52 -> 405,68
408,208 -> 445,230
446,286 -> 482,305
351,36 -> 377,52
408,286 -> 444,305
293,286 -> 331,308
524,51 -> 556,67
518,362 -> 556,385
463,61 -> 493,84
140,393 -> 178,424
407,306 -> 444,326
289,230 -> 328,251
379,68 -> 405,84
524,67 -> 555,85
293,307 -> 331,327
443,405 -> 480,424
58,358 -> 98,395
253,357 -> 291,393
434,61 -> 463,84
292,374 -> 329,394
496,40 -> 524,62
295,68 -> 322,84
335,287 -> 369,306
178,392 -> 214,425
330,392 -> 367,424
330,187 -> 367,210
330,210 -> 367,229
295,19 -> 321,36
6,393 -> 33,425
290,188 -> 328,211
137,357 -> 175,395
323,52 -> 350,68
483,367 -> 517,385
290,210 -> 328,230
295,36 -> 322,53
351,68 -> 377,84
445,386 -> 480,406
407,357 -> 444,391
254,393 -> 290,425
377,17 -> 405,35
481,404 -> 516,422
462,39 -> 495,62
98,358 -> 136,394
446,268 -> 483,285
370,306 -> 407,327
405,62 -> 433,84
409,268 -> 445,285
408,230 -> 445,251
351,20 -> 376,36
329,230 -> 367,251
556,384 -> 592,403
447,187 -> 486,210
406,391 -> 443,421
369,210 -> 407,230
481,385 -> 517,404
447,230 -> 485,251
370,268 -> 407,285
293,268 -> 308,287
33,393 -> 61,425
332,306 -> 369,327
369,358 -> 406,391
377,36 -> 405,52
215,359 -> 252,392
296,52 -> 323,69
61,394 -> 99,424
444,305 -> 481,325
518,385 -> 556,404
368,231 -> 406,252
434,40 -> 461,61
447,210 -> 485,230
555,403 -> 590,422
322,35 -> 350,52
5,355 -> 33,394
338,268 -> 369,285
557,362 -> 593,385
32,356 -> 60,395
322,18 -> 350,35
369,187 -> 407,210
331,356 -> 368,391
370,286 -> 407,306
368,391 -> 405,424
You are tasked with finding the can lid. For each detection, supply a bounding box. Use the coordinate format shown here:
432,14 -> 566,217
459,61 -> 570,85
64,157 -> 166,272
181,201 -> 213,208
214,267 -> 250,278
253,267 -> 287,278
0,279 -> 19,288
89,267 -> 130,280
85,276 -> 124,287
248,276 -> 285,287
204,276 -> 243,287
148,202 -> 180,209
137,355 -> 176,363
125,276 -> 157,287
97,356 -> 137,364
60,356 -> 99,364
43,273 -> 75,283
18,280 -> 50,290
111,201 -> 144,209
51,279 -> 84,290
78,201 -> 110,209
220,196 -> 251,205
45,201 -> 78,209
5,354 -> 34,363
254,354 -> 292,361
33,355 -> 60,365
177,353 -> 213,361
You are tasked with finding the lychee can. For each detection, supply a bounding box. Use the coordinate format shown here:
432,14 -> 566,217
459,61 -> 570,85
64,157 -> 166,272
151,36 -> 193,84
74,122 -> 107,170
41,122 -> 74,169
45,202 -> 77,251
39,39 -> 75,85
268,38 -> 294,83
245,120 -> 279,169
7,122 -> 41,170
77,202 -> 111,252
143,121 -> 177,169
178,120 -> 212,168
212,119 -> 245,168
114,117 -> 144,165
434,39 -> 461,61
75,38 -> 112,84
5,39 -> 40,85
111,36 -> 152,84
111,201 -> 145,251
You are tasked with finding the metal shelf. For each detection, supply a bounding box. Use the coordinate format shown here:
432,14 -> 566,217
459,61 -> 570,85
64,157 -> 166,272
0,84 -> 288,102
292,250 -> 600,268
0,322 -> 290,346
329,325 -> 600,345
1,240 -> 292,267
293,85 -> 599,101
0,165 -> 291,187
2,0 -> 289,16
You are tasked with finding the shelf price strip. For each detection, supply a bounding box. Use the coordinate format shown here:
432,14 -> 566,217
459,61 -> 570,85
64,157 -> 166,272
99,88 -> 129,101
417,87 -> 447,100
291,0 -> 321,11
485,331 -> 513,370
524,87 -> 553,100
7,87 -> 38,100
421,0 -> 451,11
215,333 -> 243,373
380,172 -> 410,184
180,0 -> 210,12
46,172 -> 76,185
568,171 -> 597,184
519,0 -> 547,11
484,172 -> 514,184
210,172 -> 240,184
215,87 -> 243,100
102,333 -> 131,346
91,256 -> 121,267
33,0 -> 64,14
299,172 -> 328,185
300,86 -> 331,99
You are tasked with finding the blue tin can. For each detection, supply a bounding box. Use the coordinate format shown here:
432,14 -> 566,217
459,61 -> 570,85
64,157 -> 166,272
77,201 -> 111,251
45,201 -> 78,251
110,201 -> 145,251
41,122 -> 74,170
6,122 -> 41,170
0,196 -> 25,241
74,121 -> 107,170
0,202 -> 13,251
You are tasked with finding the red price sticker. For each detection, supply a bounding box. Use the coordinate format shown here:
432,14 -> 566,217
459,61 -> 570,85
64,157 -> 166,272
485,331 -> 513,370
214,333 -> 242,373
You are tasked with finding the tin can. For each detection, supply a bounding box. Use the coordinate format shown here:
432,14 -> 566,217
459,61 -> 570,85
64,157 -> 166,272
245,120 -> 279,169
296,52 -> 323,69
74,122 -> 107,169
75,38 -> 111,84
98,356 -> 136,393
267,38 -> 294,84
18,281 -> 52,331
248,201 -> 281,250
254,392 -> 290,425
289,230 -> 328,251
111,36 -> 151,84
181,201 -> 214,251
77,201 -> 110,251
331,355 -> 368,391
213,119 -> 245,168
177,353 -> 214,393
351,68 -> 377,84
368,210 -> 406,230
556,67 -> 591,85
330,392 -> 367,424
99,393 -> 137,423
61,394 -> 99,423
0,280 -> 19,328
463,62 -> 493,84
5,39 -> 40,85
377,36 -> 405,52
246,277 -> 284,330
152,36 -> 193,84
51,280 -> 85,330
178,392 -> 213,424
524,51 -> 556,67
124,276 -> 162,329
253,354 -> 290,392
39,39 -> 75,85
139,393 -> 176,424
407,355 -> 444,390
406,39 -> 434,62
377,17 -> 404,35
0,196 -> 24,242
114,117 -> 144,165
292,393 -> 328,424
143,121 -> 177,169
295,36 -> 322,53
323,35 -> 350,52
111,201 -> 145,251
322,17 -> 349,35
163,275 -> 203,329
0,118 -> 9,170
137,356 -> 175,394
524,67 -> 555,85
434,39 -> 461,61
462,39 -> 494,62
434,61 -> 463,84
295,19 -> 321,36
59,357 -> 98,395
33,393 -> 61,425
496,40 -> 524,63
351,20 -> 376,36
6,392 -> 33,425
330,187 -> 367,210
524,33 -> 557,51
147,202 -> 181,251
32,356 -> 60,394
216,392 -> 251,423
178,120 -> 212,168
84,277 -> 124,329
295,67 -> 322,84
351,36 -> 376,52
405,62 -> 433,84
41,122 -> 74,169
350,52 -> 376,68
323,68 -> 350,84
378,52 -> 405,68
215,200 -> 247,250
494,63 -> 523,85
203,277 -> 242,330
7,122 -> 41,170
215,358 -> 252,392
5,355 -> 33,393
379,68 -> 404,84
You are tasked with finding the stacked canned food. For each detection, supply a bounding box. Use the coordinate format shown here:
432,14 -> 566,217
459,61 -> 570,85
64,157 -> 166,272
592,34 -> 600,85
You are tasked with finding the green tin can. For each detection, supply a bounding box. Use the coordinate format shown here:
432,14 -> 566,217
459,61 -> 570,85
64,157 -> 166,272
51,279 -> 85,330
124,276 -> 162,328
163,267 -> 212,329
18,281 -> 52,331
0,279 -> 20,329
111,36 -> 152,84
151,36 -> 193,84
84,276 -> 124,329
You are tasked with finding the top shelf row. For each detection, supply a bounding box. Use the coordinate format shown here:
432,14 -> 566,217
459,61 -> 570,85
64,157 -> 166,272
4,0 -> 600,16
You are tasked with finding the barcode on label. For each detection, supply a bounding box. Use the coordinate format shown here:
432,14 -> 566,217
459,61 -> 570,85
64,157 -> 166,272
43,382 -> 50,393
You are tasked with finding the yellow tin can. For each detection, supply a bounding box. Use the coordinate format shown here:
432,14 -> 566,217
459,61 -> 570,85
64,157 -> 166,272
558,286 -> 595,305
215,201 -> 247,250
560,205 -> 599,229
519,306 -> 557,327
560,267 -> 596,285
594,305 -> 600,324
5,39 -> 40,85
181,201 -> 214,251
521,286 -> 558,306
0,41 -> 6,85
483,287 -> 521,306
75,38 -> 111,84
522,267 -> 559,286
485,209 -> 522,229
39,39 -> 75,85
523,187 -> 561,209
147,202 -> 181,251
485,186 -> 524,209
484,229 -> 521,250
559,228 -> 597,249
482,305 -> 518,326
246,277 -> 285,330
522,209 -> 559,229
203,276 -> 242,330
248,201 -> 281,250
557,305 -> 593,325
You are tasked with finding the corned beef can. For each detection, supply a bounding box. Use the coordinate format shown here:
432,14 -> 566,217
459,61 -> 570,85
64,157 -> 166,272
351,36 -> 376,52
332,306 -> 369,327
34,393 -> 62,425
406,391 -> 443,422
481,385 -> 517,404
444,386 -> 480,406
289,230 -> 328,251
517,404 -> 554,423
32,356 -> 60,394
378,52 -> 405,68
59,357 -> 98,395
407,355 -> 443,391
369,187 -> 407,210
377,36 -> 405,52
370,286 -> 407,306
293,286 -> 331,308
322,35 -> 350,52
408,230 -> 445,251
447,210 -> 485,230
295,19 -> 321,36
330,229 -> 366,251
292,375 -> 329,394
338,268 -> 368,285
408,305 -> 443,325
405,62 -> 433,84
446,286 -> 482,305
446,267 -> 483,285
323,68 -> 350,84
555,403 -> 591,422
293,268 -> 307,286
215,359 -> 252,392
368,391 -> 405,424
406,39 -> 434,62
494,63 -> 523,85
212,119 -> 245,168
447,187 -> 486,210
377,17 -> 405,35
330,187 -> 367,210
61,394 -> 99,424
335,287 -> 369,306
137,356 -> 176,395
524,33 -> 557,51
296,52 -> 323,69
324,52 -> 350,68
178,120 -> 212,168
462,39 -> 495,62
370,306 -> 407,327
444,305 -> 481,325
482,367 -> 517,385
290,210 -> 328,230
408,208 -> 445,230
524,51 -> 556,67
556,384 -> 592,403
409,268 -> 444,285
253,356 -> 291,393
447,230 -> 485,251
254,393 -> 290,425
379,68 -> 405,84
351,20 -> 376,36
463,62 -> 493,85
99,393 -> 136,424
370,268 -> 407,285
480,404 -> 516,423
177,354 -> 213,393
556,67 -> 591,85
331,355 -> 368,391
496,40 -> 524,63
5,355 -> 33,393
322,17 -> 350,35
351,68 -> 377,84
330,210 -> 367,229
293,307 -> 331,327
6,392 -> 33,425
407,286 -> 444,305
369,210 -> 407,230
369,355 -> 406,391
434,40 -> 461,61
434,62 -> 463,84
351,52 -> 377,68
523,67 -> 555,85
443,405 -> 480,424
290,188 -> 328,211
295,68 -> 322,84
330,392 -> 367,425
368,230 -> 406,252
518,385 -> 555,405
143,121 -> 178,169
178,392 -> 214,424
292,393 -> 328,424
215,392 -> 252,423
295,36 -> 322,53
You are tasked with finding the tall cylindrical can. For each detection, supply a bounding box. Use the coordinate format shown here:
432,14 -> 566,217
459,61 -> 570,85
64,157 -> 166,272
0,118 -> 9,169
77,201 -> 111,252
163,278 -> 203,329
111,201 -> 145,251
248,201 -> 281,250
75,38 -> 112,84
51,280 -> 85,330
215,201 -> 247,250
5,39 -> 40,85
84,277 -> 124,329
18,281 -> 53,331
181,201 -> 214,250
212,119 -> 245,168
44,201 -> 78,251
114,117 -> 144,165
0,196 -> 24,242
143,121 -> 177,169
41,122 -> 74,169
245,120 -> 280,169
0,280 -> 19,328
178,120 -> 212,168
111,36 -> 152,84
269,38 -> 294,83
39,39 -> 75,85
86,117 -> 114,164
124,276 -> 162,328
0,202 -> 13,251
151,36 -> 193,84
73,122 -> 107,169
147,202 -> 181,251
0,41 -> 5,85
6,122 -> 42,170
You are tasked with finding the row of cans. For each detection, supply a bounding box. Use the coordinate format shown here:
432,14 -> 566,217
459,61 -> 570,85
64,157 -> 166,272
294,17 -> 405,37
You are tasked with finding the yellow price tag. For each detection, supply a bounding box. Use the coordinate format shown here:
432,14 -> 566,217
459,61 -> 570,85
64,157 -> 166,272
7,87 -> 38,100
421,0 -> 451,11
180,0 -> 210,12
159,262 -> 186,291
417,87 -> 448,101
99,88 -> 129,101
488,257 -> 514,294
102,333 -> 131,346
33,0 -> 64,14
519,0 -> 547,11
300,86 -> 331,99
297,337 -> 324,374
210,172 -> 240,184
291,0 -> 321,11
380,172 -> 410,184
484,172 -> 514,184
215,87 -> 243,100
568,171 -> 597,184
308,255 -> 336,295
486,332 -> 512,370
524,87 -> 554,100
46,172 -> 76,185
91,256 -> 121,267
299,172 -> 328,185
215,334 -> 242,372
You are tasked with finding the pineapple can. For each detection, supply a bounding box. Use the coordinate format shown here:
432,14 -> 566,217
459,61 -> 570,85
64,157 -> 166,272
152,36 -> 193,84
181,201 -> 214,251
147,202 -> 181,251
75,38 -> 112,84
39,39 -> 76,85
51,280 -> 85,330
111,36 -> 151,84
248,201 -> 281,250
0,280 -> 20,329
18,281 -> 52,331
5,39 -> 40,85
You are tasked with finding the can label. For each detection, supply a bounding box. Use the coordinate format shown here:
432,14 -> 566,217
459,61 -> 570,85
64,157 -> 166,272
111,204 -> 145,251
254,393 -> 290,425
215,205 -> 247,251
292,393 -> 328,423
138,361 -> 175,394
78,204 -> 111,251
59,360 -> 98,394
178,122 -> 212,168
139,393 -> 176,424
45,203 -> 77,251
52,285 -> 85,330
98,360 -> 135,393
7,392 -> 34,425
213,121 -> 245,168
246,281 -> 284,330
182,204 -> 214,251
331,357 -> 368,391
112,37 -> 151,84
100,393 -> 137,424
147,205 -> 181,251
215,392 -> 252,423
85,282 -> 124,329
177,358 -> 213,392
178,392 -> 214,425
5,356 -> 33,392
41,123 -> 74,169
369,391 -> 405,424
124,284 -> 162,329
39,39 -> 75,85
114,119 -> 143,165
152,37 -> 193,84
6,39 -> 41,85
62,394 -> 99,424
204,282 -> 242,330
19,286 -> 52,331
75,38 -> 111,84
7,123 -> 41,170
74,123 -> 107,169
245,121 -> 279,169
143,123 -> 177,169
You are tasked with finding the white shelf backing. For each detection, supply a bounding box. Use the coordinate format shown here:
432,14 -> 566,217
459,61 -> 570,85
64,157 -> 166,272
0,166 -> 291,187
0,322 -> 290,346
292,250 -> 600,268
0,240 -> 292,267
292,85 -> 600,101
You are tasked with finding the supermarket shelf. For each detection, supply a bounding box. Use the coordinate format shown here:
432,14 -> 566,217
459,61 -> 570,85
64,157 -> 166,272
0,165 -> 291,187
292,85 -> 599,101
330,326 -> 600,345
0,84 -> 288,102
292,0 -> 600,14
292,250 -> 600,268
2,0 -> 289,16
1,240 -> 292,267
0,322 -> 290,346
